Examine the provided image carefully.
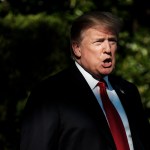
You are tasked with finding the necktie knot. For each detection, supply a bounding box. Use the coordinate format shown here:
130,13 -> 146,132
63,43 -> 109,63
97,79 -> 107,89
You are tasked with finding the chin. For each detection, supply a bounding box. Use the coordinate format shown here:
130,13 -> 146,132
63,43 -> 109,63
102,68 -> 113,75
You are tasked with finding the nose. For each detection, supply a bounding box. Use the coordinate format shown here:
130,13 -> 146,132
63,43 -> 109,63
102,40 -> 111,53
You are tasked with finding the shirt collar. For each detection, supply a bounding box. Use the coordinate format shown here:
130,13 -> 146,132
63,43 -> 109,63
75,61 -> 110,90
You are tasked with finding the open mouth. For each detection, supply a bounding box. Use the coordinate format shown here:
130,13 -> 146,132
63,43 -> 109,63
104,58 -> 112,63
102,58 -> 112,68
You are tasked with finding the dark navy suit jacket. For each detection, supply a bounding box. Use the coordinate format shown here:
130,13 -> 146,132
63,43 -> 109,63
20,63 -> 150,150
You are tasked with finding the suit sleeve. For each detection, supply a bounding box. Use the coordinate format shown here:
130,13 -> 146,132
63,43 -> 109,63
20,85 -> 60,150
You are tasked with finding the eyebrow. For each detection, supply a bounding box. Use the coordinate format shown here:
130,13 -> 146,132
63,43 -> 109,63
94,37 -> 117,42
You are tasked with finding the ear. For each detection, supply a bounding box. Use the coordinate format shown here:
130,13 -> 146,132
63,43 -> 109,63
72,42 -> 81,57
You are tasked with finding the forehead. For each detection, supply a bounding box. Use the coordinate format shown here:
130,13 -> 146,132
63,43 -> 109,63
81,26 -> 117,38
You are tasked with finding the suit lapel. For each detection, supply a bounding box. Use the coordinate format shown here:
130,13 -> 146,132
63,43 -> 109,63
108,75 -> 129,112
70,65 -> 117,149
108,75 -> 145,150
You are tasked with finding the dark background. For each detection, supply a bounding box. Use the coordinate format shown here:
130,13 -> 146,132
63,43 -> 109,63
0,0 -> 150,149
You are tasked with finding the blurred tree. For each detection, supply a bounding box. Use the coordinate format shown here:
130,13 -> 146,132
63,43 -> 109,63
0,0 -> 150,150
5,0 -> 70,14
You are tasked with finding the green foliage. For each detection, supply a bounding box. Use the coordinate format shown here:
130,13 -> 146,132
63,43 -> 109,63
0,0 -> 150,149
116,28 -> 150,107
0,12 -> 71,150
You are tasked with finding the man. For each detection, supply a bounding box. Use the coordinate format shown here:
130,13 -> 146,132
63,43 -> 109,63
20,11 -> 150,150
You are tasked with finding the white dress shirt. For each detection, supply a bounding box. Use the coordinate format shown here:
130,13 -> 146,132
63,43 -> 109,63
75,61 -> 134,150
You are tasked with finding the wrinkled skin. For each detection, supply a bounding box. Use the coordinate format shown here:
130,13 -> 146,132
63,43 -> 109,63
72,26 -> 118,79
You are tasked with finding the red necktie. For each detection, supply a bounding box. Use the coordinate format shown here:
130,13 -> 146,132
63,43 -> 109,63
98,80 -> 130,150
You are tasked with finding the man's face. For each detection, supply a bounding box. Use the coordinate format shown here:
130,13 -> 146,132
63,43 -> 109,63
72,26 -> 118,78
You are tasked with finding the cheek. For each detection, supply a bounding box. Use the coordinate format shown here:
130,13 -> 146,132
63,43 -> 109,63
81,50 -> 99,66
112,51 -> 116,66
81,46 -> 96,58
112,49 -> 117,57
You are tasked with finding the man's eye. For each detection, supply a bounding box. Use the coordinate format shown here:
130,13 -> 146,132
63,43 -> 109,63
93,40 -> 103,44
93,42 -> 102,46
109,39 -> 117,45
